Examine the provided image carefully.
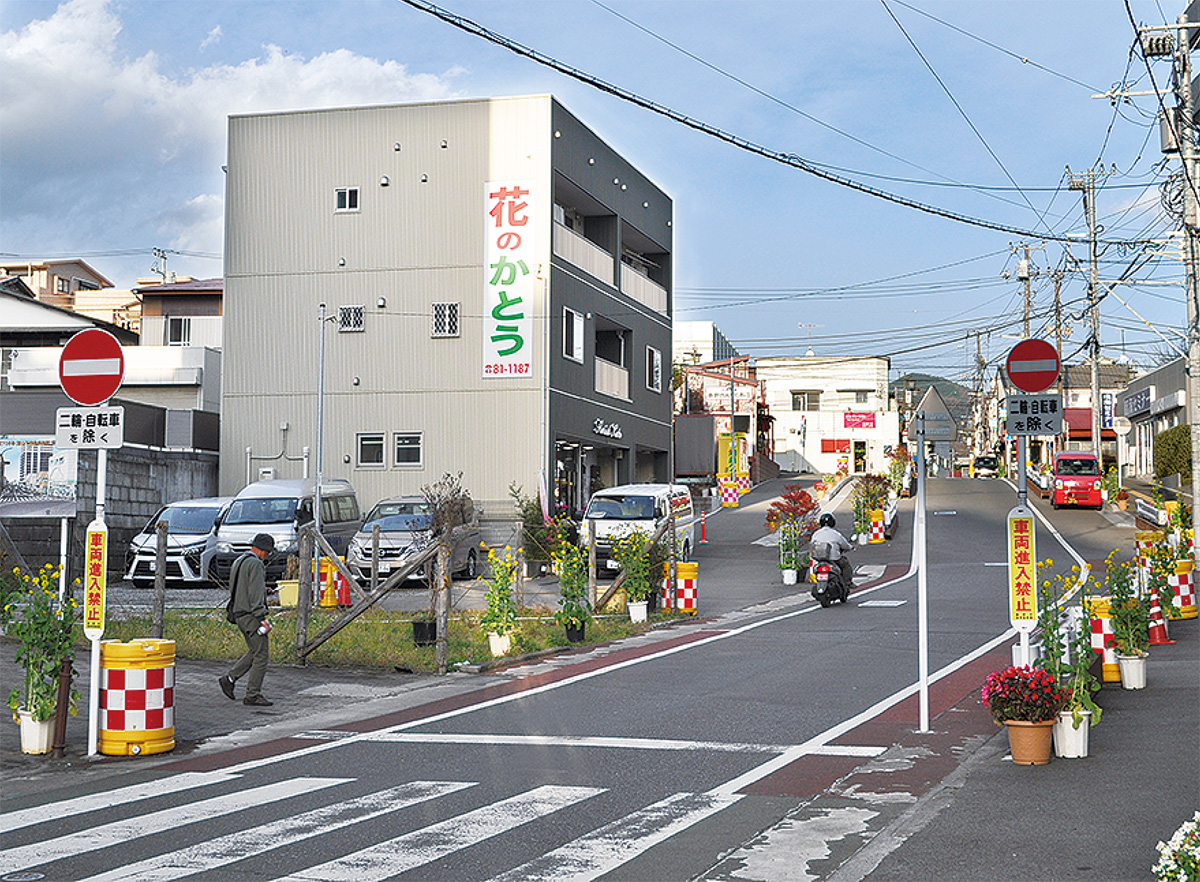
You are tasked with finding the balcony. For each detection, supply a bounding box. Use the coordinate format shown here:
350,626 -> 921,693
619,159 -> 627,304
594,357 -> 629,400
553,221 -> 614,286
620,263 -> 667,315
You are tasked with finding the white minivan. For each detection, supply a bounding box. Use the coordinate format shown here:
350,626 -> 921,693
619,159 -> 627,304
581,483 -> 696,573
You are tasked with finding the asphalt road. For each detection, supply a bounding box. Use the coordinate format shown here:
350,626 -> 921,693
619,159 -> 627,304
0,474 -> 1170,882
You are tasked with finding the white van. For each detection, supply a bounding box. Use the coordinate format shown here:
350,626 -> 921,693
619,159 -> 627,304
582,483 -> 695,573
210,478 -> 361,586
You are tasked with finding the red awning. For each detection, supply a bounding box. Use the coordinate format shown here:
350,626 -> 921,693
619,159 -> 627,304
1064,408 -> 1116,440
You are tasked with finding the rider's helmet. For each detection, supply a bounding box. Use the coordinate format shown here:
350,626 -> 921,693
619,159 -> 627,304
818,513 -> 836,528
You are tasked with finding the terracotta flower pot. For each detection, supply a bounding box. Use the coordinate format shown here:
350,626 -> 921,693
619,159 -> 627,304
1004,719 -> 1054,765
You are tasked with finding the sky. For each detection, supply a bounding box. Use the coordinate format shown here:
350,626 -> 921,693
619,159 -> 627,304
1,0 -> 1193,385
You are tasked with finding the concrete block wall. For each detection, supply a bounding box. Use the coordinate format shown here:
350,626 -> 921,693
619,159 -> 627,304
2,448 -> 218,582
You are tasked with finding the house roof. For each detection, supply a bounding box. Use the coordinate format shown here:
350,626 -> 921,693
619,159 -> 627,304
133,278 -> 223,296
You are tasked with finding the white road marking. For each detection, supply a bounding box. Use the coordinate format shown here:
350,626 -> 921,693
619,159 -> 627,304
0,777 -> 349,876
488,791 -> 742,882
274,785 -> 603,882
74,780 -> 474,882
369,732 -> 793,753
0,771 -> 240,833
857,600 -> 907,608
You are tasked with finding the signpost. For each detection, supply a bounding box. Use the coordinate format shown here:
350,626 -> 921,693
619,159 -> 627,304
913,386 -> 958,732
58,329 -> 125,757
1007,505 -> 1037,665
1113,416 -> 1132,490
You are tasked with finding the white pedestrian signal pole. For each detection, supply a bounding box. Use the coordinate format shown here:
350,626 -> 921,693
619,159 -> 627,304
914,412 -> 929,733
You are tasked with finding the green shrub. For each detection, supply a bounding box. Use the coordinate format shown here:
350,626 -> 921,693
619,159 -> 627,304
1154,424 -> 1192,485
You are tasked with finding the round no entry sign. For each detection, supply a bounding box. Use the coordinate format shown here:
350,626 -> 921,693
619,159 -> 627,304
59,329 -> 125,406
1005,338 -> 1060,394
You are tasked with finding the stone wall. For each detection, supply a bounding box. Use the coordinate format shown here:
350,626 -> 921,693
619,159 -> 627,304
2,447 -> 218,581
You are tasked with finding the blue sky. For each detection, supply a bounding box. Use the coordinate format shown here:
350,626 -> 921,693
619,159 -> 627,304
1,0 -> 1190,383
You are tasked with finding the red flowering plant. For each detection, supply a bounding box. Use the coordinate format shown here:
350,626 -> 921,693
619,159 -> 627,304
981,665 -> 1070,724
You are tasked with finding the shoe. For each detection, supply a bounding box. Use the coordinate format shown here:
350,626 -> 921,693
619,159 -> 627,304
243,695 -> 273,707
219,676 -> 236,700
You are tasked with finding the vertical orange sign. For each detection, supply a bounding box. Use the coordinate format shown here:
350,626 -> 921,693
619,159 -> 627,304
84,521 -> 107,639
1007,506 -> 1037,631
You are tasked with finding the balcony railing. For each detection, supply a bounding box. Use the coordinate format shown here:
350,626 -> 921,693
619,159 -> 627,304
620,263 -> 668,315
553,221 -> 613,286
594,357 -> 629,400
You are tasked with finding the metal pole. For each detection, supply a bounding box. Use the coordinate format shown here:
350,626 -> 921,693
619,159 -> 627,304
1177,13 -> 1200,574
1085,171 -> 1103,471
316,303 -> 327,539
915,412 -> 929,733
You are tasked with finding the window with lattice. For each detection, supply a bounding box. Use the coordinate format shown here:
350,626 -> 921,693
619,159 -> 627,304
338,305 -> 365,332
432,302 -> 459,337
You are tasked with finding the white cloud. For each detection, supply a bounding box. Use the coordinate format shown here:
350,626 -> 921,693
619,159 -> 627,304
200,25 -> 221,50
0,0 -> 461,283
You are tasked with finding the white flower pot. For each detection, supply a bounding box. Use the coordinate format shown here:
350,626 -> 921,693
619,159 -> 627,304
487,632 -> 511,657
628,600 -> 649,623
1053,709 -> 1091,758
1117,652 -> 1147,689
18,709 -> 54,755
858,533 -> 868,546
781,568 -> 798,585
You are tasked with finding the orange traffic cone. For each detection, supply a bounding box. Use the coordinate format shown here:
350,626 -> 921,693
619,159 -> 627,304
319,571 -> 337,608
1148,584 -> 1175,645
336,572 -> 352,607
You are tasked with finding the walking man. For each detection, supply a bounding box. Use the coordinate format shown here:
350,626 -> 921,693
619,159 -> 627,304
219,533 -> 275,706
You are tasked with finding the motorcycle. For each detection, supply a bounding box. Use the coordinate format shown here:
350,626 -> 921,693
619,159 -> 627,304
809,549 -> 851,608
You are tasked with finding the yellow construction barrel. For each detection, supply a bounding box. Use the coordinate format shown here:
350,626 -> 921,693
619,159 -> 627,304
99,639 -> 176,756
661,562 -> 699,614
1083,597 -> 1120,684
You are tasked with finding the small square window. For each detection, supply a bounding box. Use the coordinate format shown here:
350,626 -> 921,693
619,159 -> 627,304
432,302 -> 459,337
338,305 -> 364,332
56,277 -> 70,294
357,433 -> 385,469
855,391 -> 868,404
646,346 -> 662,393
564,308 -> 584,362
393,432 -> 422,468
791,391 -> 820,411
336,187 -> 360,212
166,316 -> 191,346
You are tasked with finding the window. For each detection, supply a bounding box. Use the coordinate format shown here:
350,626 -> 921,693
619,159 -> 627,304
166,316 -> 191,346
646,346 -> 662,392
432,302 -> 460,337
791,391 -> 820,411
56,277 -> 70,294
338,305 -> 364,332
335,187 -> 360,212
393,432 -> 422,467
76,279 -> 100,291
356,433 -> 385,469
564,308 -> 584,362
855,391 -> 869,404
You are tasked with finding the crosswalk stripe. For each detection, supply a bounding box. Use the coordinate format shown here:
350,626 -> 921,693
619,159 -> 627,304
0,771 -> 240,834
274,785 -> 604,882
488,791 -> 742,882
0,777 -> 349,876
73,780 -> 475,882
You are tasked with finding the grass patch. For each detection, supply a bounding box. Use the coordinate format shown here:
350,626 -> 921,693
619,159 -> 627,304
86,606 -> 686,673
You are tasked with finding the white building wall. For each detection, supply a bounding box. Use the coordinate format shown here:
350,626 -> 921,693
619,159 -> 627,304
222,97 -> 554,512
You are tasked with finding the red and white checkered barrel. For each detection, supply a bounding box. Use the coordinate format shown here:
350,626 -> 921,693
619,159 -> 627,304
1135,531 -> 1163,594
719,479 -> 739,508
1170,560 -> 1197,620
99,639 -> 175,756
869,508 -> 885,544
1084,597 -> 1121,683
660,562 -> 698,615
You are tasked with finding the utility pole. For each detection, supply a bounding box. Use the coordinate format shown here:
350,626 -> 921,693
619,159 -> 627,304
1019,244 -> 1032,337
1053,272 -> 1067,457
1068,168 -> 1105,472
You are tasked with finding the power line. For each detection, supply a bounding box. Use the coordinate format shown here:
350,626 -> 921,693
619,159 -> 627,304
398,0 -> 1155,247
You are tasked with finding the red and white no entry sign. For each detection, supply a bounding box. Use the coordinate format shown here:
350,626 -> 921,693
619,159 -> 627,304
59,329 -> 125,406
1005,338 -> 1060,394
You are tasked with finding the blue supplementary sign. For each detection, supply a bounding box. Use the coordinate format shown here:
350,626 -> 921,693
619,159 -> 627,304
1101,392 -> 1114,429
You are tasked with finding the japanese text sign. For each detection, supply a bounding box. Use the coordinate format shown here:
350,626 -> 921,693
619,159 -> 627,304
843,412 -> 876,429
56,406 -> 124,450
1007,506 -> 1037,632
484,181 -> 536,378
1006,393 -> 1061,436
84,520 -> 107,640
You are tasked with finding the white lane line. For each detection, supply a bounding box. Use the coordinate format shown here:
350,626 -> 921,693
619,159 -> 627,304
274,785 -> 604,882
0,771 -> 240,834
488,791 -> 742,882
74,780 -> 475,882
0,777 -> 350,876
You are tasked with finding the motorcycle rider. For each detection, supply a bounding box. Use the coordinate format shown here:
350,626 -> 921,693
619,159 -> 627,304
810,513 -> 853,591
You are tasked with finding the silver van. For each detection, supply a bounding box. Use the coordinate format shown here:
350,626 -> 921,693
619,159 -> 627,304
210,478 -> 361,586
346,494 -> 481,585
582,483 -> 696,573
124,496 -> 231,588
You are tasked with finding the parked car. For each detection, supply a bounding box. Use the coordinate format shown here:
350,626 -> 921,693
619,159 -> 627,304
1051,451 -> 1102,509
124,496 -> 232,589
972,455 -> 999,479
209,478 -> 362,586
581,483 -> 696,573
346,494 -> 481,585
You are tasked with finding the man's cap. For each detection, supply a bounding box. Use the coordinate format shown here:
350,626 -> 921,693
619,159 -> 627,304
251,533 -> 276,553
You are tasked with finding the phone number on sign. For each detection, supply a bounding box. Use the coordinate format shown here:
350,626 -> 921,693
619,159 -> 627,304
484,362 -> 531,376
